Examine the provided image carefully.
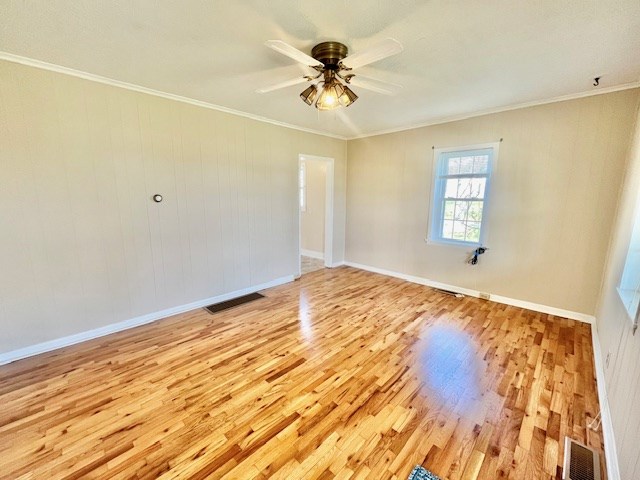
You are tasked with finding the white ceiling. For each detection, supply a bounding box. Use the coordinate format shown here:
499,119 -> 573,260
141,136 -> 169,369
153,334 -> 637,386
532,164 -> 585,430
2,0 -> 639,138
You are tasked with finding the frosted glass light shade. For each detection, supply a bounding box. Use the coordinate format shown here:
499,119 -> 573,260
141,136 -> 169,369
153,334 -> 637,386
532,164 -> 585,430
316,82 -> 345,110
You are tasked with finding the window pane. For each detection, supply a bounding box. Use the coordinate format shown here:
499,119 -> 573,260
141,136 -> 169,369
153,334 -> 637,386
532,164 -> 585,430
443,201 -> 455,220
445,179 -> 458,198
473,156 -> 489,174
466,221 -> 481,230
470,178 -> 486,199
447,157 -> 460,175
465,223 -> 481,243
454,201 -> 468,221
468,201 -> 484,222
450,178 -> 484,200
460,156 -> 474,174
457,178 -> 471,198
442,220 -> 454,238
452,221 -> 467,240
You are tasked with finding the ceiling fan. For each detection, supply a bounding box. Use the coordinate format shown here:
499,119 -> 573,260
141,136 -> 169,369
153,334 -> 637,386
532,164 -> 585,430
257,38 -> 403,110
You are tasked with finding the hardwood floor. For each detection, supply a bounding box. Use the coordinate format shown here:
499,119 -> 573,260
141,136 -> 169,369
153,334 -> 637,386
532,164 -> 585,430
0,266 -> 604,479
301,256 -> 325,275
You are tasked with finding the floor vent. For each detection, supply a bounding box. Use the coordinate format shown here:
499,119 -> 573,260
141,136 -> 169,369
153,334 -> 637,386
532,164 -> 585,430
563,437 -> 601,480
204,292 -> 265,314
435,288 -> 464,298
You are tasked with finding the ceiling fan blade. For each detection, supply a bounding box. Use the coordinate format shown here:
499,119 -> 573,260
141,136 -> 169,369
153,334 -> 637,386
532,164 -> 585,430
341,38 -> 403,70
348,75 -> 402,95
265,40 -> 324,67
256,76 -> 310,94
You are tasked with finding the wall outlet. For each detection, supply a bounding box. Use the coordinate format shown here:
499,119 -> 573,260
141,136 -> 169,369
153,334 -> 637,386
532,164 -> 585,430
479,292 -> 490,300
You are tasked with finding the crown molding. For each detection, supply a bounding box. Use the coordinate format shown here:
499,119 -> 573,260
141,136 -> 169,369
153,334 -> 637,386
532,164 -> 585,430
347,81 -> 640,140
0,51 -> 347,141
2,51 -> 638,142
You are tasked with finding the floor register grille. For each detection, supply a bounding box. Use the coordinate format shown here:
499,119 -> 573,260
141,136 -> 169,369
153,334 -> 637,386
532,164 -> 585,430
563,437 -> 601,480
204,292 -> 265,314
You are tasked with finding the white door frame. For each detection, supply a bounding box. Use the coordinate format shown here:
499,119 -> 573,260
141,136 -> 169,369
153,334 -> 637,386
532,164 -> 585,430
298,154 -> 334,277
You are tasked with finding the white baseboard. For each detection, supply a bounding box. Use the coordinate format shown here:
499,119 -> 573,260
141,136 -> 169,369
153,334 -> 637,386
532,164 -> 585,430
488,293 -> 595,324
330,261 -> 346,268
343,261 -> 595,324
301,249 -> 324,260
591,326 -> 620,480
0,275 -> 294,366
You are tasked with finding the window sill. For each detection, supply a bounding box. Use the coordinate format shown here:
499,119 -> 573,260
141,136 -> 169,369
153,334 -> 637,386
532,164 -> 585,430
616,286 -> 640,326
425,237 -> 481,248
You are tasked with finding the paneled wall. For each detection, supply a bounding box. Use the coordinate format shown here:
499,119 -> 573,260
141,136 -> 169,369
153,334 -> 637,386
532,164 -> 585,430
596,102 -> 640,479
0,60 -> 346,354
346,89 -> 640,315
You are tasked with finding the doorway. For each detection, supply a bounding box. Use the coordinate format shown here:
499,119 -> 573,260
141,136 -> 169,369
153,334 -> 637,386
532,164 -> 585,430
298,154 -> 334,276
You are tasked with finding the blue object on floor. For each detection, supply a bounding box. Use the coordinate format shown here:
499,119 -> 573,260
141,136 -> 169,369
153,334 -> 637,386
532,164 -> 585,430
407,465 -> 441,480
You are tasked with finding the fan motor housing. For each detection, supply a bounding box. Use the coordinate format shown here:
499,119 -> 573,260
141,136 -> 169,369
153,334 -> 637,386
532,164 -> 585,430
311,42 -> 348,69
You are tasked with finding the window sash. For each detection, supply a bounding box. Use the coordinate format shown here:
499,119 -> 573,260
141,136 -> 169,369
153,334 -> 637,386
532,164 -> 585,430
438,198 -> 485,242
442,197 -> 486,201
439,173 -> 489,180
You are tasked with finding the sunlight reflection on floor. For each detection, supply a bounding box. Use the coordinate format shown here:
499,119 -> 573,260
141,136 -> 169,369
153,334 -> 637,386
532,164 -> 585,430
298,292 -> 314,341
417,324 -> 485,416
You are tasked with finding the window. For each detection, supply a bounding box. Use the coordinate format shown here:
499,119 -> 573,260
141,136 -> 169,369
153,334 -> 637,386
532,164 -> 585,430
428,144 -> 497,246
617,192 -> 640,330
299,161 -> 306,212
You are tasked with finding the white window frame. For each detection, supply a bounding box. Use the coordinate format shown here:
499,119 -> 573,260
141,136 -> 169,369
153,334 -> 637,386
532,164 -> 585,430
427,142 -> 499,247
616,188 -> 640,331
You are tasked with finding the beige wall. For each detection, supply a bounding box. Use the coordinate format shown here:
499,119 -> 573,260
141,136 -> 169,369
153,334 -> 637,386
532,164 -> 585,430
595,102 -> 640,479
346,89 -> 640,315
0,60 -> 347,354
301,160 -> 327,255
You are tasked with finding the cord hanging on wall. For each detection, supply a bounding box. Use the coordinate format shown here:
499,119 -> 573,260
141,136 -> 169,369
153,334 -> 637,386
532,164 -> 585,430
468,246 -> 488,265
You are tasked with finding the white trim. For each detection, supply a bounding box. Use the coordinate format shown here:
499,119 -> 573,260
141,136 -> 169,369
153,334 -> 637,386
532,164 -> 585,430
348,82 -> 640,140
343,261 -> 594,323
330,261 -> 346,268
489,293 -> 594,324
0,275 -> 294,366
300,249 -> 324,260
298,154 -> 335,274
0,52 -> 346,141
324,159 -> 335,269
591,326 -> 620,480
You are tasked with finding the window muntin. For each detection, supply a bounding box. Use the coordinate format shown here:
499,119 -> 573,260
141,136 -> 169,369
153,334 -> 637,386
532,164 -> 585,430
429,146 -> 496,246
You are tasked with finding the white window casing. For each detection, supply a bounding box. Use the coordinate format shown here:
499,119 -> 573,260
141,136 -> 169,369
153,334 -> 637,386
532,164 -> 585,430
428,142 -> 499,247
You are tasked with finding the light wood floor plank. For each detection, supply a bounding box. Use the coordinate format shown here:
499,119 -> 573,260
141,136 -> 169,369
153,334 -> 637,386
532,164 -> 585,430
0,266 -> 605,479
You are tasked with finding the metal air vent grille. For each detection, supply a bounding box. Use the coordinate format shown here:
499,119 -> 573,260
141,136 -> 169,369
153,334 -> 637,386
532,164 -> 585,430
563,437 -> 601,480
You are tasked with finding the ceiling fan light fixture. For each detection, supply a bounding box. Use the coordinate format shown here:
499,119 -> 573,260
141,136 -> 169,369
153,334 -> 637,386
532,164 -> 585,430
339,85 -> 358,107
299,84 -> 318,105
315,81 -> 345,111
259,39 -> 403,111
